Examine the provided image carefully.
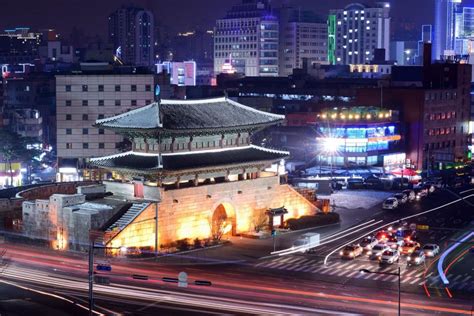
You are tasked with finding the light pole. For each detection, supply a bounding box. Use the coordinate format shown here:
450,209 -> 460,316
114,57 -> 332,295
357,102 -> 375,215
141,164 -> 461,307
88,242 -> 126,315
360,268 -> 401,316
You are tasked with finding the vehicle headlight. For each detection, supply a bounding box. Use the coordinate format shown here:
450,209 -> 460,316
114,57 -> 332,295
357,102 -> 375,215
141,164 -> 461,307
407,257 -> 411,261
367,251 -> 372,255
428,251 -> 433,256
340,251 -> 344,256
415,258 -> 420,263
350,252 -> 354,257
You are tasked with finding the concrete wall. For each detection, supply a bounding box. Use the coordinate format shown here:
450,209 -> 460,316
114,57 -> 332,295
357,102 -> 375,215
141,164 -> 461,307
108,176 -> 317,249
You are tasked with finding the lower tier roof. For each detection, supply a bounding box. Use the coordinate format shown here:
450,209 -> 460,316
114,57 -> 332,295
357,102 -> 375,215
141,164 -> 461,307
90,145 -> 289,175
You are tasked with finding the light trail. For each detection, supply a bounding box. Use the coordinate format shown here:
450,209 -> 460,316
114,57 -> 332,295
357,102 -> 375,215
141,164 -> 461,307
437,231 -> 473,285
323,194 -> 474,265
272,220 -> 383,256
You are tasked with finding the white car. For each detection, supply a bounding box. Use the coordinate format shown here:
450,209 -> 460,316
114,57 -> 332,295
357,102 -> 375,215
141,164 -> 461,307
393,193 -> 408,204
380,249 -> 401,264
422,244 -> 440,257
359,236 -> 378,251
383,197 -> 399,210
368,244 -> 390,260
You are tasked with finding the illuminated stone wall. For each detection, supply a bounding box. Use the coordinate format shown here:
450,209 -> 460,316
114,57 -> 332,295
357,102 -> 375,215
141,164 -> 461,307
108,176 -> 317,249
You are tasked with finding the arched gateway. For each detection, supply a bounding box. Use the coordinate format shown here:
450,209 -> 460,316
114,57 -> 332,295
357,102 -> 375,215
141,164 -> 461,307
211,202 -> 236,238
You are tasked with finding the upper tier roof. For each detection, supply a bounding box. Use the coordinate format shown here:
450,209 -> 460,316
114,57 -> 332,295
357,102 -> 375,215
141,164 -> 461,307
94,97 -> 284,134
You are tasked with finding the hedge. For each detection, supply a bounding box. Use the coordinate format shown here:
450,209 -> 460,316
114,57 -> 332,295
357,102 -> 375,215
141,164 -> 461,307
286,213 -> 340,230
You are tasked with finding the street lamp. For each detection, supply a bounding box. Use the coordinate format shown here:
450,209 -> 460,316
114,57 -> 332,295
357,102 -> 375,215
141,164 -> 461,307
360,268 -> 401,316
88,243 -> 125,316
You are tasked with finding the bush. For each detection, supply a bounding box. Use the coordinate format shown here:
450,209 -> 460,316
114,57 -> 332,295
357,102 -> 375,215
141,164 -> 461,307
193,238 -> 202,248
285,213 -> 340,230
176,238 -> 190,251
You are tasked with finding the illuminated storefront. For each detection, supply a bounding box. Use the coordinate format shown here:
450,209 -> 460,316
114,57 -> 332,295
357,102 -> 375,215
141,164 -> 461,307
316,107 -> 404,167
0,162 -> 22,187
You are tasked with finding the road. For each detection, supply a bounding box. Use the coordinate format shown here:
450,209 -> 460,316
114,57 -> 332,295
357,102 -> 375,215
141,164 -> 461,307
0,185 -> 473,315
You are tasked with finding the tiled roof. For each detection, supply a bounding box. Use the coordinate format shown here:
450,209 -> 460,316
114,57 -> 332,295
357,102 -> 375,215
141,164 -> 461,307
95,97 -> 284,132
90,145 -> 289,173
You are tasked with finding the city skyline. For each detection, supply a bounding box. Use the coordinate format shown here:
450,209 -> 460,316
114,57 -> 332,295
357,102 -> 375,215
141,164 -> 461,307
0,0 -> 434,39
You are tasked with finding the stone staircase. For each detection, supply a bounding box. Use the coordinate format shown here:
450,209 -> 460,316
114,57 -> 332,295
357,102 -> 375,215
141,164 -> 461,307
104,202 -> 150,238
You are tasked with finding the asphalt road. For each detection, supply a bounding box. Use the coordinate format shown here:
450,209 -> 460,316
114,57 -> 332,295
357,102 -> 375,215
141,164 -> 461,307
0,185 -> 473,315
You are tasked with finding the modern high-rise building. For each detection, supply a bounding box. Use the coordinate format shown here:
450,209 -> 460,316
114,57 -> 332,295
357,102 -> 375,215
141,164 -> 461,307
328,2 -> 391,65
278,7 -> 328,76
108,6 -> 155,68
415,25 -> 433,65
214,0 -> 279,77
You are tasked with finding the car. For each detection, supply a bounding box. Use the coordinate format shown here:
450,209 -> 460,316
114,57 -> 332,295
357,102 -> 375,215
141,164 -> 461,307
380,249 -> 400,264
347,178 -> 365,189
340,244 -> 364,259
422,184 -> 436,194
368,244 -> 390,260
374,230 -> 391,243
400,241 -> 421,255
393,193 -> 408,204
359,236 -> 378,251
383,197 -> 399,210
407,249 -> 426,266
414,188 -> 428,200
386,235 -> 404,249
422,244 -> 440,257
402,189 -> 416,201
424,180 -> 442,189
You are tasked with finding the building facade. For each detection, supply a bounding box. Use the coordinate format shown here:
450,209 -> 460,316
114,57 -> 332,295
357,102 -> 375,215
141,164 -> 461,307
278,7 -> 328,76
55,66 -> 155,181
328,2 -> 391,65
315,107 -> 403,167
108,6 -> 155,68
90,97 -> 316,251
214,0 -> 279,77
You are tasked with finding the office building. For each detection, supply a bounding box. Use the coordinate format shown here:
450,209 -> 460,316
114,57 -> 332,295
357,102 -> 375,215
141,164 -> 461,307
214,0 -> 279,76
108,6 -> 155,68
156,61 -> 196,86
0,27 -> 43,64
278,7 -> 328,76
328,2 -> 391,65
55,63 -> 156,181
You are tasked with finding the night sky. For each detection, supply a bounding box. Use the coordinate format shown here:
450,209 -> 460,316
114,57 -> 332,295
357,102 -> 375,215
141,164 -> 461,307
1,0 -> 434,39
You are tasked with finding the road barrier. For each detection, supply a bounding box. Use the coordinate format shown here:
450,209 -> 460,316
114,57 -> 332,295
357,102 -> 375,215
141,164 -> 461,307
194,280 -> 212,286
132,274 -> 149,280
162,277 -> 179,283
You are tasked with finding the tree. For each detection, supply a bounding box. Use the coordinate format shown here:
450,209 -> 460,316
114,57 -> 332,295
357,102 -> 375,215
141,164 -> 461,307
210,206 -> 228,241
253,209 -> 268,233
0,129 -> 41,186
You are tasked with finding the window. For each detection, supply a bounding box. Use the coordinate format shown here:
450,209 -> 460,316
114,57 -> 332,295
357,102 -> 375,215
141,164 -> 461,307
145,84 -> 152,91
131,85 -> 137,92
115,85 -> 121,92
65,85 -> 71,92
66,128 -> 72,135
66,114 -> 72,120
82,85 -> 88,92
98,128 -> 105,135
98,85 -> 104,92
115,100 -> 121,106
99,143 -> 105,149
146,100 -> 151,104
65,100 -> 72,106
66,143 -> 72,149
82,114 -> 88,121
98,114 -> 105,119
131,100 -> 137,106
82,100 -> 88,106
98,100 -> 104,106
82,128 -> 88,135
83,143 -> 89,149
